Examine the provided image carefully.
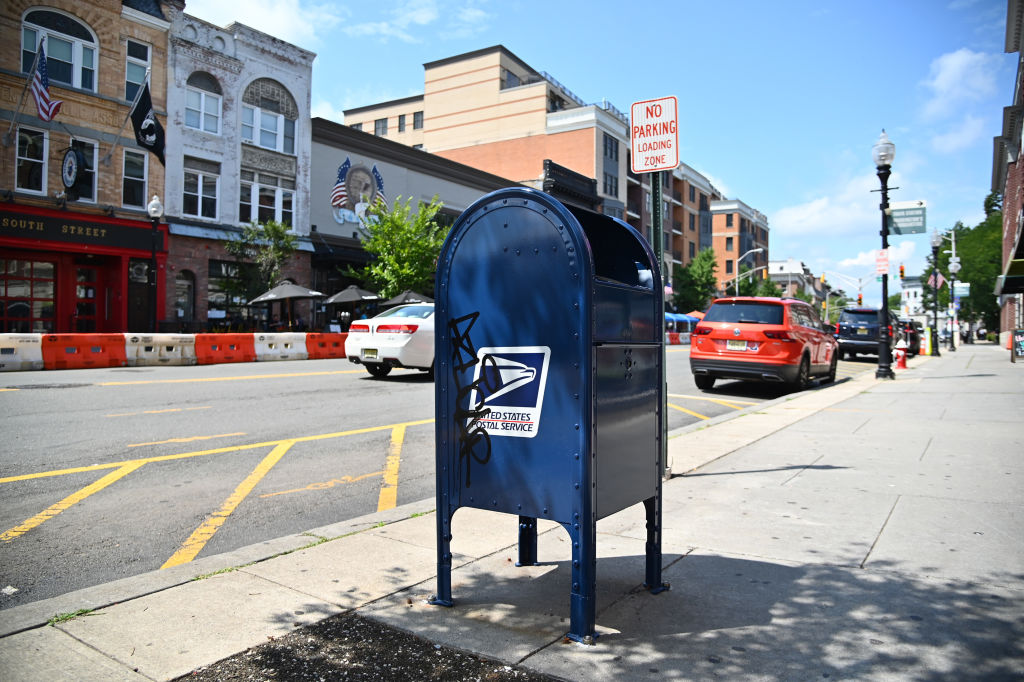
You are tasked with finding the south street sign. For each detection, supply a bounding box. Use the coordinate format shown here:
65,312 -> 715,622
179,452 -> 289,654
887,200 -> 927,235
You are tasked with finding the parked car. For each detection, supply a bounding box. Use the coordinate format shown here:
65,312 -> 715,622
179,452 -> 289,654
344,303 -> 435,378
689,297 -> 838,391
899,318 -> 922,356
834,307 -> 903,360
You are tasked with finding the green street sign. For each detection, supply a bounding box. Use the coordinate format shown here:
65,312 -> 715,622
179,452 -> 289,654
887,200 -> 927,235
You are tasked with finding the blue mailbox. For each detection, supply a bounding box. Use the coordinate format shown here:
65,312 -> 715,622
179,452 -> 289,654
432,187 -> 667,643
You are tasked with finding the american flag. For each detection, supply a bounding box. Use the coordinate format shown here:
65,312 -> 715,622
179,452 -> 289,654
372,164 -> 388,206
927,272 -> 947,289
331,157 -> 351,207
31,40 -> 62,122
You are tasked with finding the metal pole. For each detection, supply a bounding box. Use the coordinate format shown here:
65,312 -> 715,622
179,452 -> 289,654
150,215 -> 159,333
931,244 -> 941,356
876,164 -> 895,379
651,171 -> 667,479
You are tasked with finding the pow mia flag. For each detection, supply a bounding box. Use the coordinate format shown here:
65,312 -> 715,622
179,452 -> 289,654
130,83 -> 165,165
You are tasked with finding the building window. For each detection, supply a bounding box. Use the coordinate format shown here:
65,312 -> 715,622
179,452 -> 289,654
726,236 -> 734,251
603,173 -> 618,197
184,157 -> 220,219
413,111 -> 423,129
374,118 -> 387,136
689,242 -> 696,258
240,170 -> 294,226
71,139 -> 96,202
397,114 -> 406,132
501,68 -> 521,90
125,39 -> 149,101
207,260 -> 247,320
175,270 -> 195,323
1,258 -> 55,333
185,72 -> 222,134
122,150 -> 146,208
350,123 -> 362,132
241,79 -> 299,155
22,11 -> 96,92
689,185 -> 695,202
689,213 -> 696,231
726,214 -> 734,227
726,260 -> 734,274
15,128 -> 46,194
603,133 -> 619,161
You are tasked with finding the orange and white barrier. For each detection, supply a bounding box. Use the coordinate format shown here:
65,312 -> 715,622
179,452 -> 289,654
305,332 -> 348,359
254,332 -> 308,362
194,333 -> 257,365
0,333 -> 44,371
41,334 -> 128,370
124,333 -> 198,366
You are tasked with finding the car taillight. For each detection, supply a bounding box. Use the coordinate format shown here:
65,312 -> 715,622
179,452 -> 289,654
376,324 -> 418,334
693,325 -> 713,335
763,330 -> 793,341
835,323 -> 840,335
887,325 -> 893,337
349,323 -> 370,333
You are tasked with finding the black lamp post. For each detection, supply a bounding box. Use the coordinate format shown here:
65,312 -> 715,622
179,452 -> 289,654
948,256 -> 960,352
147,194 -> 163,333
872,130 -> 895,379
929,229 -> 942,357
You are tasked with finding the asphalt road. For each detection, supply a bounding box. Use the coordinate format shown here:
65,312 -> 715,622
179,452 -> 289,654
0,349 -> 871,611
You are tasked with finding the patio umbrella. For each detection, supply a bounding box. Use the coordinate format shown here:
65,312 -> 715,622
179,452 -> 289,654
325,284 -> 380,305
686,310 -> 706,320
383,290 -> 433,306
249,282 -> 324,329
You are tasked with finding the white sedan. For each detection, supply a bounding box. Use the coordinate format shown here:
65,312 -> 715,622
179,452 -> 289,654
344,304 -> 435,378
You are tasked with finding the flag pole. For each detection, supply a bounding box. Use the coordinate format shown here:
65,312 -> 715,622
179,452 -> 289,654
2,47 -> 42,147
101,67 -> 150,165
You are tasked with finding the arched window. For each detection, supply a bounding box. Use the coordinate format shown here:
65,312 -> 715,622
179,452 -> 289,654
186,72 -> 222,134
22,10 -> 96,92
175,270 -> 195,323
240,79 -> 297,154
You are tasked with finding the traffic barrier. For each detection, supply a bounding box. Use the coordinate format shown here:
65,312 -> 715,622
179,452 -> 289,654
41,334 -> 128,370
305,332 -> 348,359
193,333 -> 256,365
0,333 -> 44,371
254,332 -> 308,362
667,332 -> 680,345
124,334 -> 198,366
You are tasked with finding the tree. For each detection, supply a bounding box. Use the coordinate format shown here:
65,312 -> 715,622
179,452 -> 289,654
670,248 -> 718,312
351,196 -> 448,298
888,293 -> 902,311
223,219 -> 299,308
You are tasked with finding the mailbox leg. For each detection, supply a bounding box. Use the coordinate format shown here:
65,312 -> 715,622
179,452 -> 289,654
643,496 -> 669,593
429,508 -> 454,607
516,516 -> 538,566
566,520 -> 598,644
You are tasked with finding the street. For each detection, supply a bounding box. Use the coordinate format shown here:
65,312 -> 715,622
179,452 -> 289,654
0,350 -> 870,611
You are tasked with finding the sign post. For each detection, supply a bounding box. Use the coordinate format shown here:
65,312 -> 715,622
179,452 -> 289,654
630,96 -> 678,479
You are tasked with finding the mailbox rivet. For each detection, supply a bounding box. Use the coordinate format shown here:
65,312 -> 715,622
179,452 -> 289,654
534,248 -> 539,254
574,483 -> 580,489
574,512 -> 579,520
573,583 -> 579,590
515,249 -> 521,255
543,508 -> 549,515
573,561 -> 579,568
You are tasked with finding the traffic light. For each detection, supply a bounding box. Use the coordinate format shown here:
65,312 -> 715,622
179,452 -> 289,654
899,264 -> 905,280
857,293 -> 863,305
762,268 -> 768,280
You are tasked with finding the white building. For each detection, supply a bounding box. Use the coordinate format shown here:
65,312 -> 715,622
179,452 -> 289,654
899,275 -> 924,317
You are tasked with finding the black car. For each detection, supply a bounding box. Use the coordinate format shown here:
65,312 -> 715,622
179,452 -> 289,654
899,319 -> 922,356
834,307 -> 903,360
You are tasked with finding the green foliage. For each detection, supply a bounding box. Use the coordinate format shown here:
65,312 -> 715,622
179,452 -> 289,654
348,196 -> 448,298
888,293 -> 902,311
671,248 -> 718,312
223,220 -> 299,302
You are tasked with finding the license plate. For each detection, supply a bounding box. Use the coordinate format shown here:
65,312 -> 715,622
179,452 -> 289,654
726,339 -> 747,351
857,327 -> 869,335
363,348 -> 378,359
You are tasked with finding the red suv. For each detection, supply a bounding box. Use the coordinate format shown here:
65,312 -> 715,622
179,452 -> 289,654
690,297 -> 838,391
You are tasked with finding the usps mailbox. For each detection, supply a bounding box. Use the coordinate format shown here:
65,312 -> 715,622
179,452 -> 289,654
432,187 -> 667,643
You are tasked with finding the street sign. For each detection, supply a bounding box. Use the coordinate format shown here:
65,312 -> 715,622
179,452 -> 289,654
953,282 -> 971,297
875,249 -> 889,276
887,200 -> 927,235
630,96 -> 679,174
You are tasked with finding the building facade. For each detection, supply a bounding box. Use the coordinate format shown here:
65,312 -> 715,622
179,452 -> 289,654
1,0 -> 170,333
710,199 -> 770,291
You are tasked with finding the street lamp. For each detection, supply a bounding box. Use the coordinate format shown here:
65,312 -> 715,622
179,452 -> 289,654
147,194 -> 163,333
948,254 -> 961,352
929,229 -> 942,357
872,130 -> 895,380
731,247 -> 764,294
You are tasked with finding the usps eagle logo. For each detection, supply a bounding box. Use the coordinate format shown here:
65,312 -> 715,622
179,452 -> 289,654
470,346 -> 551,438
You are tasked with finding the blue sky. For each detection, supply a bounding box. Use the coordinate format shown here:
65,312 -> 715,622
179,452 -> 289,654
183,0 -> 1013,305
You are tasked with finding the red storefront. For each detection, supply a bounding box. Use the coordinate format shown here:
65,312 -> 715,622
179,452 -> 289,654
1,204 -> 166,334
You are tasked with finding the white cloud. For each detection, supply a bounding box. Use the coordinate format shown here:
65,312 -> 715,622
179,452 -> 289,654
921,48 -> 1000,121
838,240 -> 916,268
771,173 -> 878,238
184,0 -> 345,48
930,114 -> 986,153
311,99 -> 346,123
343,0 -> 441,42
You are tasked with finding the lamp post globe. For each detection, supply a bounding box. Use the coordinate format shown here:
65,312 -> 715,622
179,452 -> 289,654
873,130 -> 895,379
147,195 -> 163,333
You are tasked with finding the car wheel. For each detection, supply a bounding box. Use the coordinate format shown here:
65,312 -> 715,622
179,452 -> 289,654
793,356 -> 810,391
837,349 -> 845,361
426,363 -> 435,381
365,363 -> 392,378
694,375 -> 715,390
823,352 -> 837,384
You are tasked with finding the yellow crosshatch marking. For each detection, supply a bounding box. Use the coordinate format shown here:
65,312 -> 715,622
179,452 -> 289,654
377,425 -> 405,512
0,418 -> 434,565
260,471 -> 383,498
106,406 -> 213,418
127,432 -> 246,447
668,403 -> 710,420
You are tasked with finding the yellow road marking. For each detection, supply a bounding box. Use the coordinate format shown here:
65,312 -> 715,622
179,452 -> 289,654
1,462 -> 144,543
668,402 -> 710,420
377,425 -> 405,512
667,393 -> 755,409
0,388 -> 19,392
128,433 -> 246,447
162,440 -> 295,569
0,418 -> 435,485
260,471 -> 382,498
666,347 -> 690,353
106,406 -> 213,418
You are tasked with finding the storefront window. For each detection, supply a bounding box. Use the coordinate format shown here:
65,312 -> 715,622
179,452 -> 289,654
175,270 -> 195,323
1,257 -> 55,332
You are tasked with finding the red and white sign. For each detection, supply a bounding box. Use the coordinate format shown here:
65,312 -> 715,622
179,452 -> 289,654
630,96 -> 679,174
875,249 -> 889,276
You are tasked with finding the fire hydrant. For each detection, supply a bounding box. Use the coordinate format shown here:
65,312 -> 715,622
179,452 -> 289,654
894,338 -> 907,370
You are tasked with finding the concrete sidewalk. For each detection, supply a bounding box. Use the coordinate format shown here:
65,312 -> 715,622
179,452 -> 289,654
2,343 -> 1022,680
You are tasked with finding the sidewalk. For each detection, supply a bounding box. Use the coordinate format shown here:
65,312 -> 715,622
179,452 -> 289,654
2,343 -> 1022,680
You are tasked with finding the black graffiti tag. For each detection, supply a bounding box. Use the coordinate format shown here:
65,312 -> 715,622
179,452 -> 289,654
447,312 -> 502,487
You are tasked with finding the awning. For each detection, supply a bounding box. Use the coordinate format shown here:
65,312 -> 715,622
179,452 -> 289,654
168,223 -> 315,252
995,258 -> 1024,295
